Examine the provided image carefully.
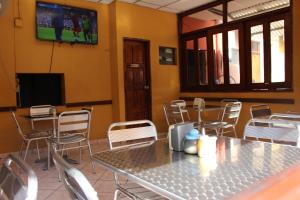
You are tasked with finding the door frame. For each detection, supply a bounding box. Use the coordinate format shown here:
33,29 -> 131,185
123,37 -> 152,121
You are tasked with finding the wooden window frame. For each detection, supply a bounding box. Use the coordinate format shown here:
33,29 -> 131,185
178,0 -> 293,92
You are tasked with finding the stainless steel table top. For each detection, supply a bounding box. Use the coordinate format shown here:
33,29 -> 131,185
93,137 -> 300,200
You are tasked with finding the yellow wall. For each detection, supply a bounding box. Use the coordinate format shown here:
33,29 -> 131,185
0,0 -> 113,153
111,1 -> 180,131
181,1 -> 300,137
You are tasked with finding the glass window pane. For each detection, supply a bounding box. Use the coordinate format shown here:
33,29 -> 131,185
271,20 -> 285,83
186,40 -> 197,85
251,25 -> 264,83
213,33 -> 224,84
198,37 -> 208,85
228,0 -> 290,22
182,5 -> 223,34
228,29 -> 240,84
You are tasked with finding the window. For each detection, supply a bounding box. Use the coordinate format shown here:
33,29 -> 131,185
179,0 -> 292,92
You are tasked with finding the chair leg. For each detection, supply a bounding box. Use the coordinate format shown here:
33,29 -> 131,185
36,141 -> 40,160
114,189 -> 120,200
47,141 -> 51,170
19,141 -> 25,157
87,141 -> 95,174
233,126 -> 237,138
79,142 -> 82,164
24,140 -> 31,160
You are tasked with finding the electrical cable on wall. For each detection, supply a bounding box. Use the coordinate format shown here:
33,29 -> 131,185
49,41 -> 55,73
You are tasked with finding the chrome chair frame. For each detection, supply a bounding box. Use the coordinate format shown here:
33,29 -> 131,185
244,118 -> 300,147
52,151 -> 98,200
107,120 -> 164,200
163,103 -> 185,126
48,110 -> 95,173
11,112 -> 51,161
170,100 -> 190,121
0,154 -> 38,200
204,101 -> 242,137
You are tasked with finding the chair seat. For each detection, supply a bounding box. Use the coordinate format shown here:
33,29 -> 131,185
25,131 -> 51,139
203,121 -> 229,129
49,134 -> 86,145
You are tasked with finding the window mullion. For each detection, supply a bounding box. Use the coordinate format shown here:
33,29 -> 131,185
223,30 -> 230,85
264,22 -> 271,86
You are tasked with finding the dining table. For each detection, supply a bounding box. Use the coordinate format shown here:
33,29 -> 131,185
93,137 -> 300,200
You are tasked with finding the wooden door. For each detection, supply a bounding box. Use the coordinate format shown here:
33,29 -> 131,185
124,39 -> 151,121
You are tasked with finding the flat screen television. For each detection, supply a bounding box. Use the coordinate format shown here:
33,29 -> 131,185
36,1 -> 98,44
17,73 -> 65,108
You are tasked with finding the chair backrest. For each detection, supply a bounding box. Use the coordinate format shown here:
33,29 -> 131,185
220,99 -> 239,104
244,118 -> 300,147
170,100 -> 186,109
0,154 -> 38,200
163,103 -> 184,126
108,120 -> 157,150
193,98 -> 205,111
52,151 -> 98,200
11,111 -> 25,140
250,104 -> 272,118
30,105 -> 55,116
57,110 -> 91,143
220,102 -> 242,126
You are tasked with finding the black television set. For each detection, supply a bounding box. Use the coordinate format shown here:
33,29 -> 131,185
17,73 -> 65,108
36,1 -> 98,44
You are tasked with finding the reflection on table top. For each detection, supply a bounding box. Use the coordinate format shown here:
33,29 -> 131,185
93,137 -> 300,200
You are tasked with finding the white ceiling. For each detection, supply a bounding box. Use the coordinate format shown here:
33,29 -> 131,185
87,0 -> 217,14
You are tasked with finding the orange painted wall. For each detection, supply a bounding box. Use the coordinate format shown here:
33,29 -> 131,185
181,1 -> 300,137
110,1 -> 180,132
0,0 -> 113,153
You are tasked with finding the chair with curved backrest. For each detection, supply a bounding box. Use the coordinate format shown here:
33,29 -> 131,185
171,100 -> 190,121
204,101 -> 242,137
108,120 -> 165,200
163,103 -> 185,126
0,154 -> 38,200
250,104 -> 272,119
244,118 -> 300,147
52,151 -> 98,200
218,99 -> 240,120
193,98 -> 205,123
48,110 -> 95,172
11,111 -> 51,161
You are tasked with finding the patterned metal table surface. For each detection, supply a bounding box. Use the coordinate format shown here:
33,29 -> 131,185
93,137 -> 300,200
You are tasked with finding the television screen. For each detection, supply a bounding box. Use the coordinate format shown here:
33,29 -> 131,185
36,1 -> 98,44
17,73 -> 65,108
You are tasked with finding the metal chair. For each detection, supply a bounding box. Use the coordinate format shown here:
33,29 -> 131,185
11,112 -> 51,160
108,120 -> 165,200
193,98 -> 205,123
218,99 -> 239,120
171,100 -> 190,121
250,104 -> 272,118
244,118 -> 300,147
48,110 -> 95,172
52,150 -> 98,200
0,154 -> 38,200
204,101 -> 242,137
163,103 -> 185,126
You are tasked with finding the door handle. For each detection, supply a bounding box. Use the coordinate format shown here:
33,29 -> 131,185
144,85 -> 150,90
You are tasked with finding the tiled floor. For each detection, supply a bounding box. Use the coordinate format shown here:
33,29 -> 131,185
7,139 -> 122,200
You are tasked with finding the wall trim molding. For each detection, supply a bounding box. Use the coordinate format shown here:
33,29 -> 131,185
0,100 -> 113,112
65,100 -> 113,107
180,97 -> 295,104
